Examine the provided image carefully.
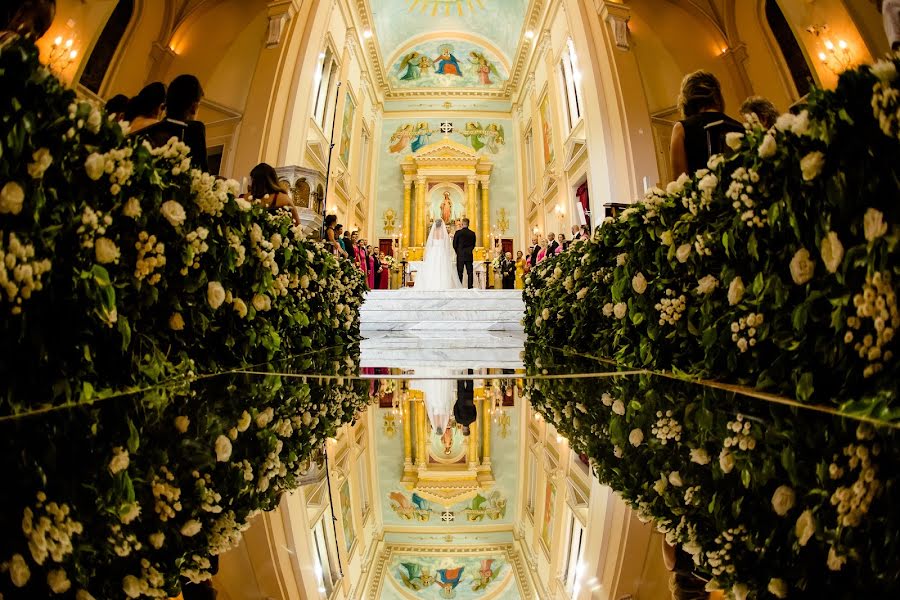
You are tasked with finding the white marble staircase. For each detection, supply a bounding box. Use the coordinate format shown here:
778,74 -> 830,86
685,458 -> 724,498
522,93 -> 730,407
360,289 -> 525,332
360,331 -> 525,369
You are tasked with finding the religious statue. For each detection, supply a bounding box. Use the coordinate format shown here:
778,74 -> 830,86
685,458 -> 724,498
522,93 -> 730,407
440,191 -> 453,223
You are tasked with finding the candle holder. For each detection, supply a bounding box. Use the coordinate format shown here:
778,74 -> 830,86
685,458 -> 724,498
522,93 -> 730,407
48,34 -> 79,74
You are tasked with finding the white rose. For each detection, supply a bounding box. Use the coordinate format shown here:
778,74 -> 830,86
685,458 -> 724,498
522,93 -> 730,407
207,281 -> 226,309
690,448 -> 710,465
123,197 -> 141,218
827,546 -> 846,571
86,108 -> 102,133
706,154 -> 724,170
300,274 -> 310,289
252,294 -> 271,312
768,578 -> 788,598
613,445 -> 623,458
601,393 -> 613,407
234,197 -> 252,211
541,308 -> 550,321
160,200 -> 187,228
602,303 -> 614,317
771,485 -> 796,516
108,447 -> 129,475
616,253 -> 627,266
215,434 -> 233,462
800,151 -> 825,181
695,275 -> 718,295
682,540 -> 701,556
149,532 -> 165,549
48,569 -> 71,594
653,475 -> 668,494
775,112 -> 796,131
732,583 -> 749,600
613,303 -> 627,319
175,415 -> 189,433
820,231 -> 844,273
94,237 -> 120,264
169,312 -> 185,331
180,519 -> 202,537
233,298 -> 248,318
727,276 -> 745,306
84,153 -> 105,180
612,399 -> 626,415
628,428 -> 644,447
795,509 -> 815,546
719,448 -> 735,474
0,181 -> 25,214
675,243 -> 691,263
660,230 -> 673,246
698,173 -> 718,195
863,208 -> 887,242
870,59 -> 898,83
668,471 -> 683,487
725,131 -> 744,150
27,148 -> 53,178
577,287 -> 588,300
120,502 -> 140,524
758,133 -> 777,158
632,272 -> 647,294
237,411 -> 251,432
122,575 -> 142,598
789,248 -> 815,285
9,553 -> 30,587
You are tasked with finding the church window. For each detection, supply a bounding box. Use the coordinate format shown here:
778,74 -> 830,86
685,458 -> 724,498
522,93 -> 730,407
559,39 -> 584,132
313,47 -> 340,133
563,509 -> 586,597
312,513 -> 341,596
80,0 -> 135,94
524,128 -> 536,193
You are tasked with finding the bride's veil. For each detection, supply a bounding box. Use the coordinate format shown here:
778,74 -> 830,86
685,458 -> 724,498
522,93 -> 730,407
414,218 -> 462,290
425,219 -> 452,256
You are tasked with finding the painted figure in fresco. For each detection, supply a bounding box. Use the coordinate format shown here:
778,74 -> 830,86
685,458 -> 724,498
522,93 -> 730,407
461,122 -> 486,152
471,559 -> 501,592
436,567 -> 465,598
398,51 -> 422,80
434,45 -> 463,76
399,563 -> 435,590
389,491 -> 433,521
468,51 -> 500,85
484,123 -> 505,153
410,122 -> 432,152
464,490 -> 508,521
388,123 -> 413,153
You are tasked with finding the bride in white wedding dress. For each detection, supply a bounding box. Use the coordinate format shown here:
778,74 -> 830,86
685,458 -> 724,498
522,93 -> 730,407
414,219 -> 462,290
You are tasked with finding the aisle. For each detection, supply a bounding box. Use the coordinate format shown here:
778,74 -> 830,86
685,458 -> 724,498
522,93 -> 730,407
360,289 -> 525,332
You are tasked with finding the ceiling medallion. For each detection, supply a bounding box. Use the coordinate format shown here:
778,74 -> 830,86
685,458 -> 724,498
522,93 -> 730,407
408,0 -> 487,18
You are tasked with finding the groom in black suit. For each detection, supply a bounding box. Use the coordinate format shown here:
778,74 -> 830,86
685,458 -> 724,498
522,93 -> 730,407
452,218 -> 476,289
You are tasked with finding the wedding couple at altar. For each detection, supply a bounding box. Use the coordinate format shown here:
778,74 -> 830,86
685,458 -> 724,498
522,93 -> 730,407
414,197 -> 476,290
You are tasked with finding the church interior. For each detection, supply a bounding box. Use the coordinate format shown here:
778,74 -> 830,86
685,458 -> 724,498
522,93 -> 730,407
1,1 -> 898,599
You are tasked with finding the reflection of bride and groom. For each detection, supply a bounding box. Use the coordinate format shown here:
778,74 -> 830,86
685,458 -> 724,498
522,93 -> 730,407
410,369 -> 477,454
414,192 -> 477,290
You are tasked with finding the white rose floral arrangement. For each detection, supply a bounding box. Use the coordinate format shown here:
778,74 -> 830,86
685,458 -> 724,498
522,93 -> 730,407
523,53 -> 900,597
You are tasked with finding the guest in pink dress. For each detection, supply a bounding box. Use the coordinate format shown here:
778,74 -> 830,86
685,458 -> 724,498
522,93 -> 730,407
351,232 -> 367,284
365,244 -> 376,289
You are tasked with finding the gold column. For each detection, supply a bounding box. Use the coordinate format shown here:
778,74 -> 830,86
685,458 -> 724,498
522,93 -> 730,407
415,400 -> 427,467
402,396 -> 412,468
466,175 -> 478,240
481,396 -> 492,466
468,417 -> 479,468
480,180 -> 491,252
414,176 -> 427,246
402,178 -> 412,248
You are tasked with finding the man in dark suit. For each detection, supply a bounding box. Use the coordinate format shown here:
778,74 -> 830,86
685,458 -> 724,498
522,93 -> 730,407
454,371 -> 477,436
545,232 -> 560,257
529,236 -> 541,267
139,74 -> 209,172
452,218 -> 476,289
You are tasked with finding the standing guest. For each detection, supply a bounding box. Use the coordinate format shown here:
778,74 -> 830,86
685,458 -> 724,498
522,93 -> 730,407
739,96 -> 779,129
365,243 -> 376,289
580,225 -> 590,240
351,233 -> 367,284
571,224 -> 582,241
536,238 -> 549,263
249,163 -> 300,225
514,251 -> 526,289
559,232 -> 569,251
669,70 -> 742,178
325,214 -> 346,257
334,224 -> 347,255
378,252 -> 391,289
529,236 -> 541,268
141,74 -> 208,171
546,232 -> 560,257
2,0 -> 55,40
500,252 -> 516,289
105,94 -> 130,121
124,82 -> 166,134
343,229 -> 353,257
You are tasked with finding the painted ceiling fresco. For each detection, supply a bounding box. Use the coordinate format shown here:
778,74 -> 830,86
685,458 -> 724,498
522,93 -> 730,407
369,0 -> 530,89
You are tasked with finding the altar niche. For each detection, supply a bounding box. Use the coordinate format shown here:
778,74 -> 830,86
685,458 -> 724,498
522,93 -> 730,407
399,138 -> 493,259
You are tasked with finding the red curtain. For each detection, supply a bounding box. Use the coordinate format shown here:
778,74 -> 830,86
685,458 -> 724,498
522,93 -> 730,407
576,183 -> 591,229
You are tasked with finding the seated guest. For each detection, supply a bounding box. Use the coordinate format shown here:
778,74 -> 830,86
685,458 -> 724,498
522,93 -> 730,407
140,74 -> 208,171
105,94 -> 130,121
249,162 -> 300,225
124,82 -> 166,134
739,95 -> 779,129
669,70 -> 742,177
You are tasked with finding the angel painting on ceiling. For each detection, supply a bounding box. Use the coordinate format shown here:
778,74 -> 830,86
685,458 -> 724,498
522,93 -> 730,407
398,51 -> 433,81
461,122 -> 505,154
434,45 -> 463,76
469,51 -> 500,85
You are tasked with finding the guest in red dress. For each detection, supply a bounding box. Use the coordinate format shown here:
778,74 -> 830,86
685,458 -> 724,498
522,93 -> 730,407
365,243 -> 376,289
378,252 -> 391,289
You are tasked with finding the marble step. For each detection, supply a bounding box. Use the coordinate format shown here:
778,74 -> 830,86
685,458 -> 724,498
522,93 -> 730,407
360,349 -> 523,369
360,333 -> 525,349
361,309 -> 523,323
362,297 -> 524,312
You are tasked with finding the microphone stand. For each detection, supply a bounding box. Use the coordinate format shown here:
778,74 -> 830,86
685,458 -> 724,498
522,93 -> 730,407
320,81 -> 342,240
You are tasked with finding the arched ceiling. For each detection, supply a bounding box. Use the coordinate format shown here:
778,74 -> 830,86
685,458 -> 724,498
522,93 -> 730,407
364,0 -> 532,98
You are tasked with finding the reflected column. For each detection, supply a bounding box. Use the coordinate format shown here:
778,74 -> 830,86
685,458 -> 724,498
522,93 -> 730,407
481,396 -> 492,467
414,175 -> 427,246
402,396 -> 412,467
466,175 -> 477,239
468,415 -> 479,469
415,399 -> 427,468
480,180 -> 490,251
402,177 -> 412,247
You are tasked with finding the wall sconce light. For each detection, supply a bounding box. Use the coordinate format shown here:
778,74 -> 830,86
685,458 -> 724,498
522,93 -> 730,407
48,34 -> 79,74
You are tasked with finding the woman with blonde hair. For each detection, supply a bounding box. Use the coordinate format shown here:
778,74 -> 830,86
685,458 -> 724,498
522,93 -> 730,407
669,70 -> 742,178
